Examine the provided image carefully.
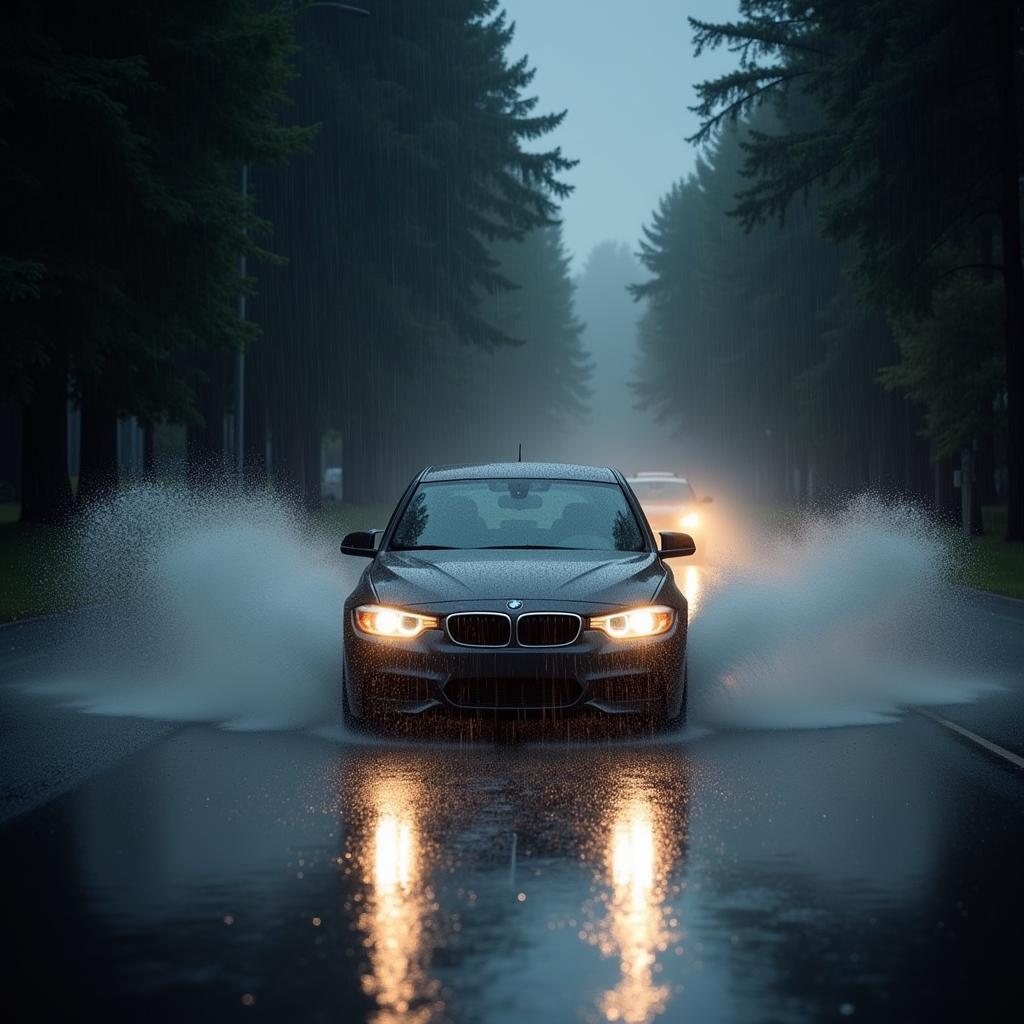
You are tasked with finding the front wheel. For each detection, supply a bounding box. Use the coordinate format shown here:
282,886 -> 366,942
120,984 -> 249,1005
667,660 -> 688,728
341,660 -> 360,730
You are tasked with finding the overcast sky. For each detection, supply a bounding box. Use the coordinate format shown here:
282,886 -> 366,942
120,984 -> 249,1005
502,0 -> 740,270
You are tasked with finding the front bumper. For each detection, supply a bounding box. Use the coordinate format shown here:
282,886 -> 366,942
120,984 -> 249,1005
343,604 -> 687,720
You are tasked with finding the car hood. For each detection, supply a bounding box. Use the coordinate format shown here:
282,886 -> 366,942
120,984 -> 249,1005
368,549 -> 665,608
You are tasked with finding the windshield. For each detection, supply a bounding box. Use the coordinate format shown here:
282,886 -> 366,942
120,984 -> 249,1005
629,479 -> 696,502
390,479 -> 645,552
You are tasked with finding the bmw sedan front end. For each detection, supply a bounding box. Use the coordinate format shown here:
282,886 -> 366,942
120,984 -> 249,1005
340,462 -> 695,730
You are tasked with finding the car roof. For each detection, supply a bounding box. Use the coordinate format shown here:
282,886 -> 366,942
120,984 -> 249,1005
421,462 -> 619,483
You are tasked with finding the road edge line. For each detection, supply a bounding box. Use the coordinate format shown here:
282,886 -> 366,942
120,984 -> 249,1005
916,709 -> 1024,770
0,601 -> 114,630
958,585 -> 1024,607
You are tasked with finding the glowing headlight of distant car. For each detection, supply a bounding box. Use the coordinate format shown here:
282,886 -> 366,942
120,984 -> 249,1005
354,604 -> 439,639
680,511 -> 700,529
589,606 -> 675,639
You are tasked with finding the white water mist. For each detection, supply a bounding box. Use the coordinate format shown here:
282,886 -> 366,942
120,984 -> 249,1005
688,497 -> 997,729
29,487 -> 998,736
44,485 -> 352,730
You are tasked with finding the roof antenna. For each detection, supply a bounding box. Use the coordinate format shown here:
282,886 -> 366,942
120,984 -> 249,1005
518,442 -> 522,462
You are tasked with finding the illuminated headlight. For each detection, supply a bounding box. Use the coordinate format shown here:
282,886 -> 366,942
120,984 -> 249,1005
354,604 -> 439,639
680,511 -> 700,529
589,606 -> 675,640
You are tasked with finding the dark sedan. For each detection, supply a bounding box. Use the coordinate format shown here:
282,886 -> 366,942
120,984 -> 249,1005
339,462 -> 695,730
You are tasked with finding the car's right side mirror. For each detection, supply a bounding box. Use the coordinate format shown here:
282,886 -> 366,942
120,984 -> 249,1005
701,495 -> 713,504
658,531 -> 696,558
340,530 -> 380,557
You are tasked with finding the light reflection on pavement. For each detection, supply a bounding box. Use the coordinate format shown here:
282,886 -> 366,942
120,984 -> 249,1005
3,574 -> 1024,1023
594,784 -> 675,1023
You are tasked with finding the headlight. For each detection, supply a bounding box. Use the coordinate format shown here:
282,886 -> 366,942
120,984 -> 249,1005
680,511 -> 700,529
589,606 -> 675,639
354,604 -> 439,639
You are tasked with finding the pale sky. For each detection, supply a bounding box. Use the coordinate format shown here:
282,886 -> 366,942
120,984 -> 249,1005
502,0 -> 740,269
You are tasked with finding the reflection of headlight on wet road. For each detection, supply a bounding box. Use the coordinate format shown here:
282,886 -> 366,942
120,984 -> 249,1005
374,813 -> 414,893
598,790 -> 673,1024
357,775 -> 441,1023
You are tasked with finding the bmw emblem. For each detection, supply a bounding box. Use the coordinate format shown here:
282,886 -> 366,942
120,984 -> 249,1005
506,599 -> 523,610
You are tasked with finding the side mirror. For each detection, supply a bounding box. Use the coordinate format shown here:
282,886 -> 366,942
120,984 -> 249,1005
658,531 -> 696,558
340,530 -> 380,557
701,495 -> 713,504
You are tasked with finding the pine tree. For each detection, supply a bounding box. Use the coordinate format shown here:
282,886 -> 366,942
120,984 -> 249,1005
253,0 -> 576,506
687,0 -> 1021,533
1,0 -> 304,518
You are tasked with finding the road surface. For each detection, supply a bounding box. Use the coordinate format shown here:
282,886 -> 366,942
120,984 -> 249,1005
1,584 -> 1023,1023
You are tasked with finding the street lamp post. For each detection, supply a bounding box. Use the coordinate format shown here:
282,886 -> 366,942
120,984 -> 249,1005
234,1 -> 369,483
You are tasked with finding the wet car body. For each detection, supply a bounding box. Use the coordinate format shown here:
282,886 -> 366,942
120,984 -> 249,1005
340,462 -> 694,728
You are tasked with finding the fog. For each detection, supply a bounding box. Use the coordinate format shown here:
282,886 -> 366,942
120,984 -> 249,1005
503,0 -> 740,272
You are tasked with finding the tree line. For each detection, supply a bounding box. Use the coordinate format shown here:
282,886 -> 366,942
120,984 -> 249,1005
1,0 -> 586,520
633,0 -> 1023,539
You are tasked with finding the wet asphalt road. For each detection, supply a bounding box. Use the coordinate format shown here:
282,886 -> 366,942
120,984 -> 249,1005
1,590 -> 1023,1023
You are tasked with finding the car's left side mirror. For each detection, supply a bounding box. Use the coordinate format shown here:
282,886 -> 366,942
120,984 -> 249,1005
658,531 -> 696,558
340,530 -> 380,557
701,495 -> 713,504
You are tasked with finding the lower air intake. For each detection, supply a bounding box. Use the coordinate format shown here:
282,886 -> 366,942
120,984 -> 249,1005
445,678 -> 582,709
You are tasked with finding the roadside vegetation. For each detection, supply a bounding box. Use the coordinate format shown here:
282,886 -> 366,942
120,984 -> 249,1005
634,1 -> 1023,544
960,507 -> 1024,599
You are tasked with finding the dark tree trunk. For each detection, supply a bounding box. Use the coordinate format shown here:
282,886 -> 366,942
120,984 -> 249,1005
186,351 -> 228,488
302,409 -> 321,515
19,355 -> 72,524
934,452 -> 959,521
273,409 -> 305,508
77,386 -> 119,508
975,425 -> 997,505
904,399 -> 932,501
142,423 -> 156,479
243,342 -> 268,488
970,439 -> 985,536
996,1 -> 1024,540
343,420 -> 390,505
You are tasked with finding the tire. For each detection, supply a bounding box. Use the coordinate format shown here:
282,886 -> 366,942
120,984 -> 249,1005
341,660 -> 360,730
667,659 -> 688,728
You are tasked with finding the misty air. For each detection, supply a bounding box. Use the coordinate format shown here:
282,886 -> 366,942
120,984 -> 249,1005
1,2 -> 1023,1022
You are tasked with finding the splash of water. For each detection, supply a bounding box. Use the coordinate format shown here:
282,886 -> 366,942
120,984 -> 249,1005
688,496 -> 997,729
40,485 -> 351,731
30,487 -> 996,736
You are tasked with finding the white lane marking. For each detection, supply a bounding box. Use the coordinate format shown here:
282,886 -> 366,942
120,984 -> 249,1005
960,586 -> 1024,607
918,709 -> 1024,770
982,612 -> 1024,626
0,653 -> 50,672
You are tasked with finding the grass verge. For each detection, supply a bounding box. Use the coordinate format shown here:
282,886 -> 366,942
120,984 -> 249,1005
959,505 -> 1024,600
0,505 -> 74,621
